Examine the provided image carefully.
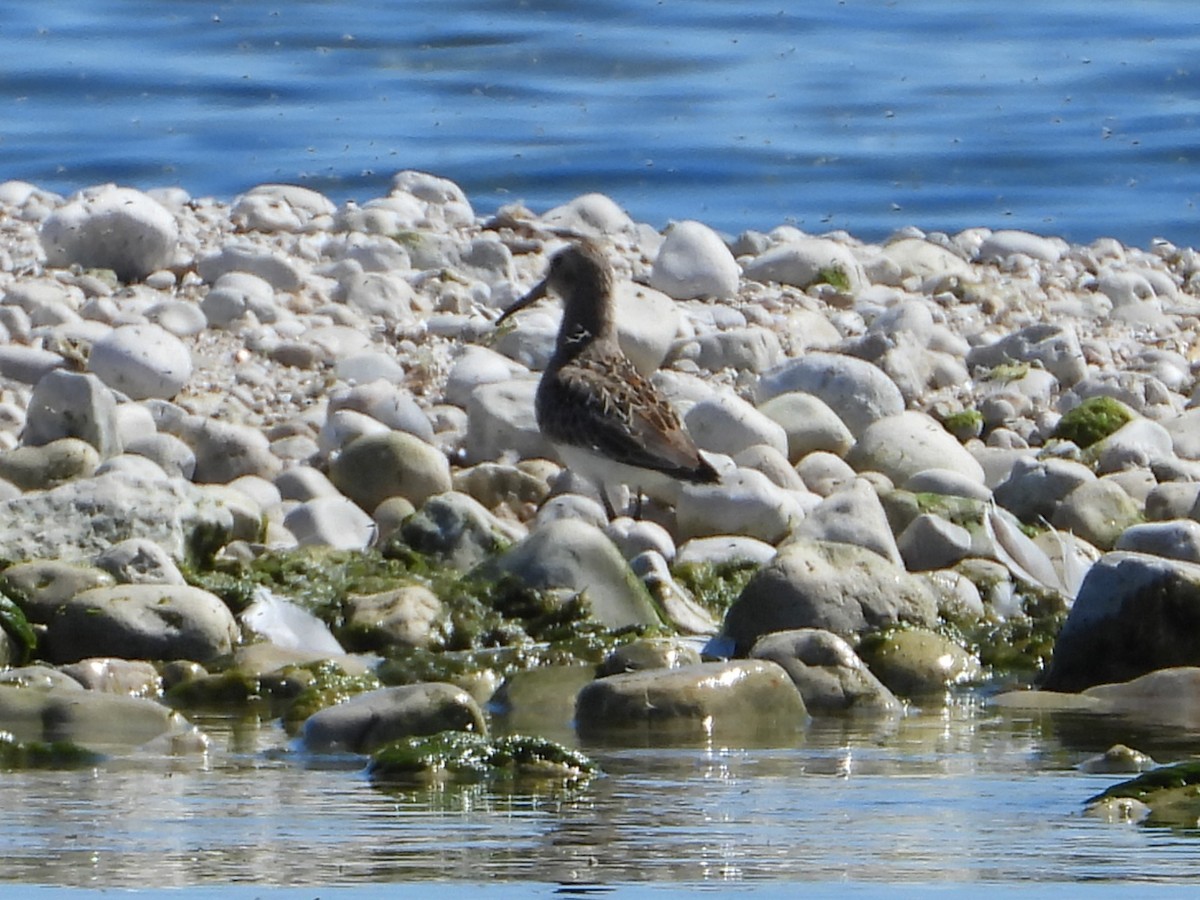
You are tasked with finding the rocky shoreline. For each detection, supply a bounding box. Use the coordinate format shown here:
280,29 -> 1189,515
1,172 -> 1200,800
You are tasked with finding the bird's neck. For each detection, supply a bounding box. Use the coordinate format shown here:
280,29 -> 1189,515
555,294 -> 617,360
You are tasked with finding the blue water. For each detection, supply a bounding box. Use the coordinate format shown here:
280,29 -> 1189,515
1,0 -> 1198,245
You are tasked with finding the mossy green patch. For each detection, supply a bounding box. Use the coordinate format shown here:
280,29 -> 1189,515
0,731 -> 103,769
1052,396 -> 1134,449
814,266 -> 852,292
282,661 -> 383,727
671,559 -> 760,618
368,731 -> 598,786
981,362 -> 1030,384
961,587 -> 1069,677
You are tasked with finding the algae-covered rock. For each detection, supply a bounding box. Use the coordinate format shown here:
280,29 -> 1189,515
0,732 -> 104,769
1086,760 -> 1200,828
0,684 -> 192,751
597,638 -> 702,677
574,659 -> 808,741
750,628 -> 900,714
1052,396 -> 1134,449
368,731 -> 598,786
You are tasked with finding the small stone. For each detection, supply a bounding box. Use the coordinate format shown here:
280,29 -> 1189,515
750,628 -> 900,714
284,496 -> 378,550
758,392 -> 855,462
0,438 -> 100,490
1114,520 -> 1200,564
676,468 -> 802,543
301,683 -> 486,754
344,584 -> 444,651
757,351 -> 905,438
857,628 -> 982,697
95,537 -> 186,584
743,238 -> 866,293
24,369 -> 122,458
329,430 -> 452,512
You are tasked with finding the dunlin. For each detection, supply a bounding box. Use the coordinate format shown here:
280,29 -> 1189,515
497,241 -> 719,512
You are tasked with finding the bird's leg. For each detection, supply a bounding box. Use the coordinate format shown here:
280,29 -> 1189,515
633,487 -> 645,520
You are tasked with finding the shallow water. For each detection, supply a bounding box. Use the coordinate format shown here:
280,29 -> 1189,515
2,0 -> 1198,244
4,697 -> 1200,894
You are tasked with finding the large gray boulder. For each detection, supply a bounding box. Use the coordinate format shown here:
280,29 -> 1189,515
1041,551 -> 1200,692
723,539 -> 939,654
0,685 -> 193,750
749,629 -> 900,714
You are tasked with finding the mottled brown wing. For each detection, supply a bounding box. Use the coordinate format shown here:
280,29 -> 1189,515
537,351 -> 718,483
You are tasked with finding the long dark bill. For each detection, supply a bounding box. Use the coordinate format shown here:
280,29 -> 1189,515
495,276 -> 549,324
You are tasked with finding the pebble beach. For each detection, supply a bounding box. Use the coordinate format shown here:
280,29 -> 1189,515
2,172 -> 1200,822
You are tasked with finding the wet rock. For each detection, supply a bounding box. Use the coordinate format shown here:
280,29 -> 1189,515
24,370 -> 122,458
300,683 -> 486,754
0,685 -> 193,750
400,491 -> 523,569
575,659 -> 808,739
723,539 -> 939,654
61,658 -> 162,697
630,550 -> 720,635
857,628 -> 982,697
2,560 -> 116,624
750,628 -> 900,714
42,583 -> 239,665
649,220 -> 740,300
474,518 -> 661,630
597,638 -> 703,677
40,185 -> 178,282
1042,553 -> 1200,691
1078,744 -> 1156,775
329,430 -> 452,512
757,351 -> 905,437
489,665 -> 596,735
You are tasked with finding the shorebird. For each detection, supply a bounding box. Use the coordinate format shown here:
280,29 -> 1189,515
496,240 -> 719,513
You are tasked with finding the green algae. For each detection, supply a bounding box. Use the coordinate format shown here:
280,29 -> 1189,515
368,730 -> 598,787
1086,760 -> 1200,828
980,362 -> 1030,384
962,586 -> 1068,676
0,731 -> 103,769
281,661 -> 383,727
671,559 -> 760,619
0,593 -> 34,663
1051,396 -> 1134,449
814,266 -> 852,292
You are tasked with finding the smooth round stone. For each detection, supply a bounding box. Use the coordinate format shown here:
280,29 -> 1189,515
0,685 -> 191,751
897,513 -> 974,571
847,411 -> 986,486
857,627 -> 981,697
373,496 -> 417,544
605,516 -> 677,563
1051,479 -> 1143,550
975,229 -> 1064,264
329,430 -> 452,512
464,378 -> 549,465
95,537 -> 186,584
231,183 -> 336,232
1145,482 -> 1200,521
881,237 -> 974,281
284,496 -> 378,550
147,300 -> 207,337
733,444 -> 807,492
476,518 -> 660,630
685,392 -> 788,458
95,453 -> 171,482
228,474 -> 283,516
535,493 -> 608,530
792,478 -> 902,566
649,220 -> 740,300
336,270 -> 421,323
399,490 -> 524,570
675,534 -> 778,567
904,468 -> 993,501
62,658 -> 163,696
42,584 -> 238,665
391,170 -> 474,222
1114,520 -> 1200,564
0,437 -> 100,490
451,461 -> 552,512
757,351 -> 905,438
40,185 -> 179,282
743,238 -> 867,293
1094,418 -> 1174,474
196,241 -> 306,291
89,323 -> 192,401
1,560 -> 116,624
185,419 -> 282,483
201,271 -> 277,327
328,381 -> 435,444
275,465 -> 342,502
613,282 -> 681,376
597,638 -> 703,677
750,628 -> 900,714
539,193 -> 636,237
301,683 -> 486,755
124,432 -> 196,480
335,352 -> 407,385
676,468 -> 803,543
795,451 -> 857,497
444,345 -> 527,408
317,408 -> 391,458
24,369 -> 122,458
993,456 -> 1095,523
758,391 -> 855,462
724,539 -> 939,653
0,345 -> 68,384
687,326 -> 783,374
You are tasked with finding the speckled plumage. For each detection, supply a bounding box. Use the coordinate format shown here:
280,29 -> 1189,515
498,241 -> 719,493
